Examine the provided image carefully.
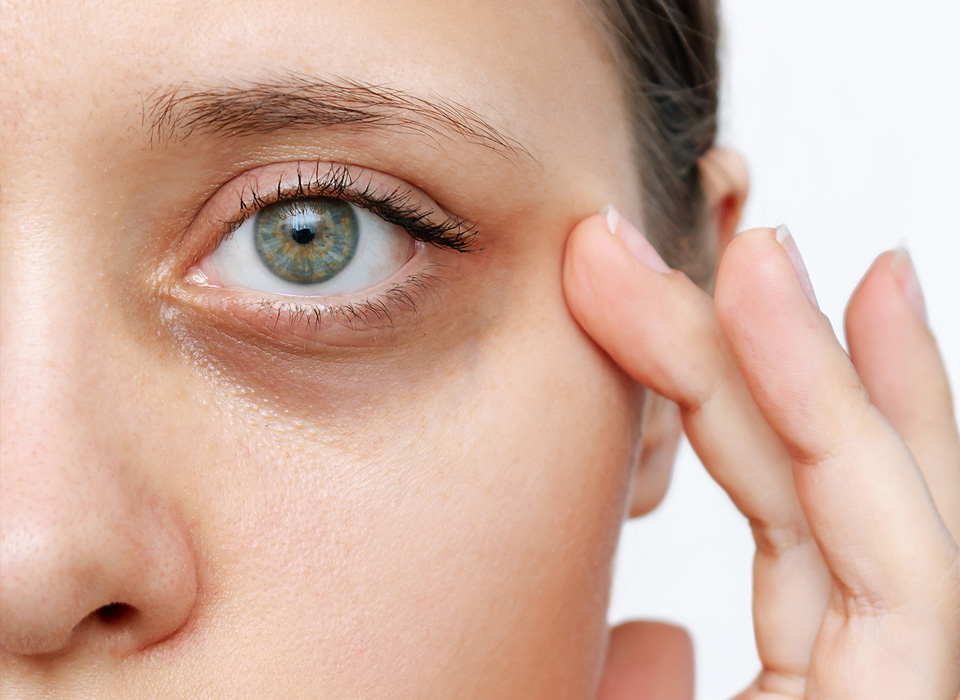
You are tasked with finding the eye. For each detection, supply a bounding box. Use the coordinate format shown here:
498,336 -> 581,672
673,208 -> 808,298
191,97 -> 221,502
203,195 -> 416,297
177,162 -> 480,340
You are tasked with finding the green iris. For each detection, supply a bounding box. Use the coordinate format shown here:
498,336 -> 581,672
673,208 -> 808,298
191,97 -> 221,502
254,197 -> 359,284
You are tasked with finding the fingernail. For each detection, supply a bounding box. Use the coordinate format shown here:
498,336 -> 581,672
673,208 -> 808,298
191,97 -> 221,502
601,205 -> 672,273
892,246 -> 928,324
775,224 -> 819,309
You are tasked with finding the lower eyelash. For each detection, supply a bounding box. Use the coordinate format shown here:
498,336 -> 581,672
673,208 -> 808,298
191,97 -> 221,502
223,269 -> 444,338
172,162 -> 470,342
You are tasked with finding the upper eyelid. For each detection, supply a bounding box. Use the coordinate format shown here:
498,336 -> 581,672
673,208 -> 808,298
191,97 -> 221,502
231,162 -> 479,249
178,160 -> 481,272
162,161 -> 479,343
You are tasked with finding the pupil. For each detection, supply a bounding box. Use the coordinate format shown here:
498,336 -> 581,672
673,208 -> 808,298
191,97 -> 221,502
291,227 -> 315,244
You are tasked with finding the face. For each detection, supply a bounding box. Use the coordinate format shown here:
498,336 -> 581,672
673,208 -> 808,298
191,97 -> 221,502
0,0 -> 667,697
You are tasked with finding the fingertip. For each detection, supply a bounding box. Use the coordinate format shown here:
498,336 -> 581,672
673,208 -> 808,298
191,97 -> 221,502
562,211 -> 628,324
563,212 -> 617,282
609,620 -> 694,662
846,248 -> 928,343
563,208 -> 678,338
561,210 -> 723,407
715,227 -> 779,285
599,622 -> 695,700
844,249 -> 901,347
845,247 -> 936,378
564,208 -> 673,293
714,226 -> 862,460
730,225 -> 780,242
715,227 -> 800,332
845,247 -> 955,439
890,247 -> 929,324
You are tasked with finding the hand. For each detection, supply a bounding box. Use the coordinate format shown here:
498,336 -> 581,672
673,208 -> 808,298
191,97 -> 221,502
562,210 -> 960,700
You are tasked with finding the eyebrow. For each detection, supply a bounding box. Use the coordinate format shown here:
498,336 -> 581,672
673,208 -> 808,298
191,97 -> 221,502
143,73 -> 535,164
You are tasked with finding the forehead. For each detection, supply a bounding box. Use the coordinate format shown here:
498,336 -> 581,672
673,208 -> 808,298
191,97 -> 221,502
3,0 -> 622,164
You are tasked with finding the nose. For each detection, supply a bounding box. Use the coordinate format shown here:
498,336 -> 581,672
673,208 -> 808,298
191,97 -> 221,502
0,470 -> 198,657
0,314 -> 198,659
0,418 -> 199,657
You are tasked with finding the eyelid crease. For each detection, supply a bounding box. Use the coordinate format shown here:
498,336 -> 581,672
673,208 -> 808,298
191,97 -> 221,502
168,161 -> 472,343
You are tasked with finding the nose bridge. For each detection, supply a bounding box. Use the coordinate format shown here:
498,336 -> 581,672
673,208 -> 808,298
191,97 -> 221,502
1,281 -> 125,558
1,200 -> 110,482
1,248 -> 131,570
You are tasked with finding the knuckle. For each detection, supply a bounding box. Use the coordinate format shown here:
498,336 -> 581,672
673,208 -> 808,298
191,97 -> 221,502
749,520 -> 812,557
675,322 -> 730,414
792,390 -> 880,468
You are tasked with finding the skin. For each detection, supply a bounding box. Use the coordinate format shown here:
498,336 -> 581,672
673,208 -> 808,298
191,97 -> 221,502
2,1 -> 959,700
0,1 -> 660,697
573,217 -> 960,700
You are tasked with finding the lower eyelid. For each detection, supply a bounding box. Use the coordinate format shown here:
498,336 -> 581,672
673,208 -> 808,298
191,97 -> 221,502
168,161 -> 472,345
170,264 -> 450,349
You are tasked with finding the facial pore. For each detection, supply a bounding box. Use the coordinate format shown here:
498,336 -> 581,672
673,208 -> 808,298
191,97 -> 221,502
0,0 -> 668,697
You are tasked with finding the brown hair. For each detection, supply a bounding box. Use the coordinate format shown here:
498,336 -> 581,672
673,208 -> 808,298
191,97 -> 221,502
591,0 -> 721,286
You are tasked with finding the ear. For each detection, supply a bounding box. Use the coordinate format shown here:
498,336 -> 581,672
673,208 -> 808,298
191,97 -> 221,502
628,392 -> 683,518
699,147 -> 750,256
626,150 -> 748,518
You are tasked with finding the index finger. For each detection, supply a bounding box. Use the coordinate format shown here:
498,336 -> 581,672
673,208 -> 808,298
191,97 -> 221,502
564,211 -> 831,676
563,210 -> 802,537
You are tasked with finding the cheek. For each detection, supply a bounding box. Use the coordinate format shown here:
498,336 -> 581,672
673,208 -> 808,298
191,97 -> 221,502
178,273 -> 640,696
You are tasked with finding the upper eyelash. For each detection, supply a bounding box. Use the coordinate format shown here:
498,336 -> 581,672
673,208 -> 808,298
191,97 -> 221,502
218,162 -> 481,254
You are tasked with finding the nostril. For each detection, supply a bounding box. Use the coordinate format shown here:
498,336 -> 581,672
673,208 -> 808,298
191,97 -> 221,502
94,603 -> 135,625
0,485 -> 198,656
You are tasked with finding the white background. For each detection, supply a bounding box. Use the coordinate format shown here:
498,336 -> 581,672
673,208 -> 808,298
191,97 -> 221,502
606,1 -> 960,697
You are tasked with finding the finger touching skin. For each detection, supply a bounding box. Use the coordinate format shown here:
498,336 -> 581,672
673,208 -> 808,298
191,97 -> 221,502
563,211 -> 804,528
564,211 -> 960,699
564,211 -> 832,684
